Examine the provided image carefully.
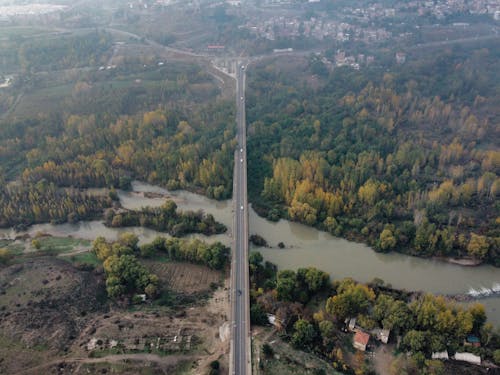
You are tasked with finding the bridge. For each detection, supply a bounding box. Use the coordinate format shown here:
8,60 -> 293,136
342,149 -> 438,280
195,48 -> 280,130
229,61 -> 252,375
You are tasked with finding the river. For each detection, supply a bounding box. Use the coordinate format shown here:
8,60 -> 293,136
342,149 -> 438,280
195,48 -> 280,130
0,181 -> 498,324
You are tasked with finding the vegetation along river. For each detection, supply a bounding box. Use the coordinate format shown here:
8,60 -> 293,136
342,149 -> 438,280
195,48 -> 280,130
0,181 -> 498,324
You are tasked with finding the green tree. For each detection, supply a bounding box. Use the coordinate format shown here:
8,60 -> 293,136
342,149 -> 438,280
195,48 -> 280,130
262,343 -> 274,358
0,248 -> 12,264
467,233 -> 489,259
118,232 -> 139,251
402,330 -> 427,353
318,320 -> 335,342
325,279 -> 375,320
493,349 -> 500,366
297,267 -> 330,295
379,228 -> 397,251
291,319 -> 317,349
276,270 -> 296,301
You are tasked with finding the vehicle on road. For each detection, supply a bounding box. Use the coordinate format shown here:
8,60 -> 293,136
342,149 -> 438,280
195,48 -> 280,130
240,205 -> 244,210
240,158 -> 243,163
241,96 -> 244,100
240,148 -> 243,152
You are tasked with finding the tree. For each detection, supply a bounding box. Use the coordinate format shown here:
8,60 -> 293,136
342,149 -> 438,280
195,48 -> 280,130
319,320 -> 335,342
468,303 -> 486,333
467,233 -> 489,260
276,270 -> 296,301
0,248 -> 12,264
493,349 -> 500,366
118,232 -> 139,251
326,279 -> 375,320
402,330 -> 427,353
291,319 -> 317,349
379,228 -> 397,251
250,304 -> 268,325
262,343 -> 274,358
145,283 -> 158,298
249,251 -> 264,266
297,267 -> 330,295
374,294 -> 412,333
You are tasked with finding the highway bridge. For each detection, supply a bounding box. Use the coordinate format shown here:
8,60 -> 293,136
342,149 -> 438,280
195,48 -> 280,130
229,62 -> 251,375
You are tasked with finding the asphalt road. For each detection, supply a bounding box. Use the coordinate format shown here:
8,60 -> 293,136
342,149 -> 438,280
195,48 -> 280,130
230,62 -> 251,375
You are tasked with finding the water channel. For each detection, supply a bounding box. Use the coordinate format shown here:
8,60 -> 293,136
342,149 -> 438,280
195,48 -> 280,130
0,181 -> 498,324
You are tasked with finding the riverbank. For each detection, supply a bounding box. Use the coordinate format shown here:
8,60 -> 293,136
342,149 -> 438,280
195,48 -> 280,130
1,180 -> 499,325
438,257 -> 484,266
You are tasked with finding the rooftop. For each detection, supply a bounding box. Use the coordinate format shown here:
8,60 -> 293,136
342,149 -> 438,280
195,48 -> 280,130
354,330 -> 370,346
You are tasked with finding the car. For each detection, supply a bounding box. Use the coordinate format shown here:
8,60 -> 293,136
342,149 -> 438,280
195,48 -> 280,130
241,65 -> 245,70
240,205 -> 244,210
240,148 -> 243,152
238,289 -> 242,296
240,96 -> 244,100
240,158 -> 243,163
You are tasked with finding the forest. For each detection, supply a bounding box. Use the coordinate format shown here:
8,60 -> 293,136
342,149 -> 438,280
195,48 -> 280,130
104,199 -> 227,237
247,42 -> 500,265
0,180 -> 112,228
248,251 -> 500,374
0,32 -> 235,230
0,31 -> 112,74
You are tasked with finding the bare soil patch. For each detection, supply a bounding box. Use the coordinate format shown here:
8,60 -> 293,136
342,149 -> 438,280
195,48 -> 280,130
0,257 -> 230,375
145,261 -> 223,294
0,257 -> 107,374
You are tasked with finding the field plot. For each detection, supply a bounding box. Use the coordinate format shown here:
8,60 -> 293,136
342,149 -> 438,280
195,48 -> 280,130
145,261 -> 223,294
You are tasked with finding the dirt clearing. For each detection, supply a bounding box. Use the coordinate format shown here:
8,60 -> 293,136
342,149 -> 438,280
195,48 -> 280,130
145,261 -> 223,294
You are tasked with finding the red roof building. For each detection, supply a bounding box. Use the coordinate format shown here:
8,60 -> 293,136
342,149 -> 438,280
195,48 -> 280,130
353,331 -> 370,351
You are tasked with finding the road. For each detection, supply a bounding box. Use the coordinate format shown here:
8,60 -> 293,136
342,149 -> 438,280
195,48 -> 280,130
230,62 -> 251,375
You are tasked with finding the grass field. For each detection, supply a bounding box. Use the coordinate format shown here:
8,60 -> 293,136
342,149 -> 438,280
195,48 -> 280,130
0,239 -> 25,255
64,251 -> 100,266
33,236 -> 91,254
0,27 -> 58,39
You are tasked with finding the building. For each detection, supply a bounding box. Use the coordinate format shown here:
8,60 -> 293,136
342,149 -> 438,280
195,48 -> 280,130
453,352 -> 481,365
348,317 -> 357,332
372,328 -> 390,344
465,335 -> 481,348
432,351 -> 449,360
353,331 -> 370,351
395,52 -> 406,64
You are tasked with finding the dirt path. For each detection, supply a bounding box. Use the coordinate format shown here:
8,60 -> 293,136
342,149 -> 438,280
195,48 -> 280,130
20,353 -> 196,375
58,246 -> 90,257
373,344 -> 395,375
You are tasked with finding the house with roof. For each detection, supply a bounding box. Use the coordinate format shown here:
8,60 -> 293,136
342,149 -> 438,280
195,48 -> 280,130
464,335 -> 481,348
432,351 -> 449,360
353,330 -> 370,351
372,328 -> 390,344
453,352 -> 481,365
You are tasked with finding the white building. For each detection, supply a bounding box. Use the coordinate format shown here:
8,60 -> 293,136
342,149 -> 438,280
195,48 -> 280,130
453,352 -> 481,365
